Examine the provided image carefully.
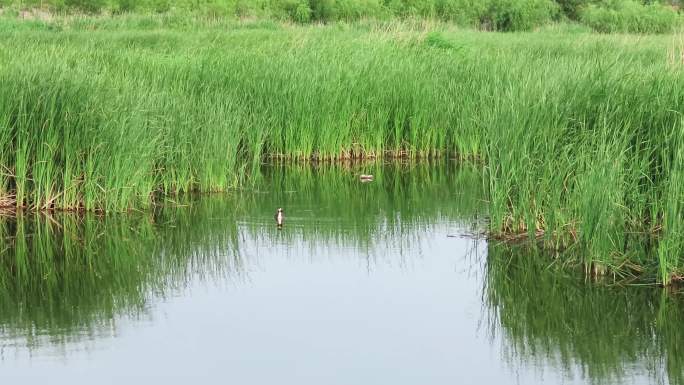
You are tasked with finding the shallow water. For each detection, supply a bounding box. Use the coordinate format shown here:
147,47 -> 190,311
0,164 -> 682,384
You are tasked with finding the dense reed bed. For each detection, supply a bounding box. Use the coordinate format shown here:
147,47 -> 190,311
0,17 -> 490,211
1,16 -> 684,282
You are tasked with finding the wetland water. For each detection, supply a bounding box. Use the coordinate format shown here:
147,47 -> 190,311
1,164 -> 683,384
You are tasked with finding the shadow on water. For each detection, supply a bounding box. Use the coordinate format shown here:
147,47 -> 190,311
0,162 -> 484,352
486,244 -> 684,385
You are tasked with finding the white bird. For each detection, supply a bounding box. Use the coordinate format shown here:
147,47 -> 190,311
274,208 -> 284,227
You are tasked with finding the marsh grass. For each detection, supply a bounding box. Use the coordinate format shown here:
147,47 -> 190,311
2,17 -> 684,282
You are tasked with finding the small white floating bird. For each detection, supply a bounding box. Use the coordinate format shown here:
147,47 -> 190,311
275,207 -> 284,227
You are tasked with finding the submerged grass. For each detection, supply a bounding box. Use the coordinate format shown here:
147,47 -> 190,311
1,16 -> 684,282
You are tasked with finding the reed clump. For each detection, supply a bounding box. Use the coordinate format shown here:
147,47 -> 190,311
2,17 -> 684,283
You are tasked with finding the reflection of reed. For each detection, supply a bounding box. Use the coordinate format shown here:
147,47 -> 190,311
0,163 -> 484,350
485,244 -> 684,385
0,214 -> 159,348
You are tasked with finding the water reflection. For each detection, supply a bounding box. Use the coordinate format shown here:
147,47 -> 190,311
486,245 -> 684,385
0,162 -> 483,353
1,163 -> 683,385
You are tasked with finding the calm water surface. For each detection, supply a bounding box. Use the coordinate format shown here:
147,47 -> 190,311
1,164 -> 682,384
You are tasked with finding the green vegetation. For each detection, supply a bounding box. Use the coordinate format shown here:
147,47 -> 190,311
1,15 -> 684,284
1,0 -> 682,32
581,0 -> 681,33
0,17 -> 493,212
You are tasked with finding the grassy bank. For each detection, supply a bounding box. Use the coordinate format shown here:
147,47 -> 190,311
1,16 -> 684,283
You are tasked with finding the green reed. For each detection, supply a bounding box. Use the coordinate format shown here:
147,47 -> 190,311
1,16 -> 684,282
